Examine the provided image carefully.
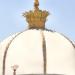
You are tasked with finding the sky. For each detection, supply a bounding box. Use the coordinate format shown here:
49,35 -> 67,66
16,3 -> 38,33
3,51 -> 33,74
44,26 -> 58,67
0,0 -> 75,42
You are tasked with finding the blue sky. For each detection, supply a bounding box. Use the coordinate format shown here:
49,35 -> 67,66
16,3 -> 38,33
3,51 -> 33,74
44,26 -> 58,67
0,0 -> 75,42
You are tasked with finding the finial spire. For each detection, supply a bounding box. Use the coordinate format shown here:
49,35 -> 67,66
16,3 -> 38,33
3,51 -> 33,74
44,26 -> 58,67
34,0 -> 39,11
23,0 -> 49,29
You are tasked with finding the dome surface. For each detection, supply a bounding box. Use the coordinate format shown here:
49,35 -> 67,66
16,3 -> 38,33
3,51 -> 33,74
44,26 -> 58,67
0,29 -> 75,75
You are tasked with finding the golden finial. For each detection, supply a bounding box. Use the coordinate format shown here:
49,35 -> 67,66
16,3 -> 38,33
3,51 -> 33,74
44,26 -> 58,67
34,0 -> 39,5
35,0 -> 39,3
34,0 -> 39,11
23,0 -> 49,29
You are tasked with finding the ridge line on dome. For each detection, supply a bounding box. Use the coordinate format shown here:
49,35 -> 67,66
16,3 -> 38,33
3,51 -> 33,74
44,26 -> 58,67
40,30 -> 47,74
45,28 -> 55,32
59,33 -> 75,49
2,30 -> 28,75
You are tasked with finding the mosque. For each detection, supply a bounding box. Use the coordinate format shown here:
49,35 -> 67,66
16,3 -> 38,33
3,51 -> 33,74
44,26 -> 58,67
0,0 -> 75,75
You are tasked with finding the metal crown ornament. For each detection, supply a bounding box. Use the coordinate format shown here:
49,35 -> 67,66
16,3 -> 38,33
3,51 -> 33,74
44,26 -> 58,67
23,0 -> 49,29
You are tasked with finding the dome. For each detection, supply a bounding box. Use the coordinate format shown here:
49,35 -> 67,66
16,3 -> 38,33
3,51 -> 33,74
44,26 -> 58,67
0,29 -> 75,75
0,0 -> 75,75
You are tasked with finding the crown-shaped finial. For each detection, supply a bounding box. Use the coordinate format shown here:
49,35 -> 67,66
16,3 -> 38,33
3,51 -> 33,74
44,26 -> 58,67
23,0 -> 49,29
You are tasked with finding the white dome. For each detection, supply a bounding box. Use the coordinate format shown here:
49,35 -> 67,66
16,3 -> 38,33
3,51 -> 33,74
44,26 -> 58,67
0,29 -> 75,75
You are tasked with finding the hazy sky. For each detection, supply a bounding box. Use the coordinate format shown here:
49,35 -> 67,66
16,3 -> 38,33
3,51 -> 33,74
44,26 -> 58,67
0,0 -> 75,42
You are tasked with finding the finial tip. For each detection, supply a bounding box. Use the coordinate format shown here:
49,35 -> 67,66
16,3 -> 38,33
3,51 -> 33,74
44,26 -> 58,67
34,0 -> 39,10
35,0 -> 39,3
